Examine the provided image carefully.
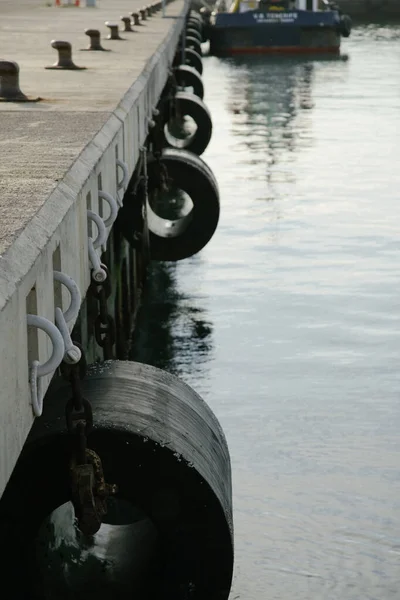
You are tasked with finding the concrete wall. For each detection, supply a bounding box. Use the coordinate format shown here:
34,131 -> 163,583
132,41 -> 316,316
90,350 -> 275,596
0,0 -> 189,499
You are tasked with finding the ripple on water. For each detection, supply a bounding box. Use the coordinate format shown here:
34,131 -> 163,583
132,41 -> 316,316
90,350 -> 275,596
131,25 -> 400,600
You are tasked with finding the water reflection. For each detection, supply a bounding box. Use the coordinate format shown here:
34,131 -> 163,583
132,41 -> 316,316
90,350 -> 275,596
129,261 -> 214,388
129,28 -> 400,600
149,30 -> 400,600
218,57 -> 322,210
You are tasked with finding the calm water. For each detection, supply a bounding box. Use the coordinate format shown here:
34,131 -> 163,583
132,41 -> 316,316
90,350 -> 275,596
131,25 -> 400,600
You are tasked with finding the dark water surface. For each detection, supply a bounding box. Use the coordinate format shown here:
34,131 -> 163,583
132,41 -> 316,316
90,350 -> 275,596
131,26 -> 400,599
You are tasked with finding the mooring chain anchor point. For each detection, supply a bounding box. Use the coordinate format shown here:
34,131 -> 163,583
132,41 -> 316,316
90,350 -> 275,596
64,353 -> 117,536
90,265 -> 116,361
46,40 -> 86,70
0,60 -> 40,102
70,448 -> 118,536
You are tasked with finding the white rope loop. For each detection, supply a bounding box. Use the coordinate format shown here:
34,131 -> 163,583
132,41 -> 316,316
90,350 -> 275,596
116,158 -> 129,193
99,190 -> 118,228
27,314 -> 65,417
87,210 -> 107,249
53,271 -> 81,323
87,210 -> 107,282
55,307 -> 81,364
53,271 -> 82,364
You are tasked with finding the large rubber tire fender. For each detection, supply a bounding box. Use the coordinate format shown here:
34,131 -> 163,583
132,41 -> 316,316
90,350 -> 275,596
147,148 -> 220,261
173,47 -> 203,75
174,64 -> 204,99
162,91 -> 212,156
0,361 -> 234,599
186,19 -> 203,33
187,21 -> 203,37
340,14 -> 352,38
188,12 -> 203,26
182,34 -> 203,56
185,27 -> 203,43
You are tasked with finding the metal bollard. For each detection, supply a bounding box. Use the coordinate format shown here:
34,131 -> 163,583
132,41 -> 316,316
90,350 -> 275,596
45,40 -> 86,70
0,60 -> 40,102
82,28 -> 109,51
120,16 -> 133,31
131,11 -> 140,25
105,22 -> 124,40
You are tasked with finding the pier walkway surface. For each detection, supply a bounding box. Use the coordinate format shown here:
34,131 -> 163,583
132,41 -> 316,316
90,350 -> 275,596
0,0 -> 187,497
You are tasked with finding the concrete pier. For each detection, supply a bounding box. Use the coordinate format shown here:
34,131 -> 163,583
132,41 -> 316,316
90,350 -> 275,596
0,0 -> 189,497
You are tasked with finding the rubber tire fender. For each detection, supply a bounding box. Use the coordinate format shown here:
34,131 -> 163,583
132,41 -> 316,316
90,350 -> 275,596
162,91 -> 212,156
189,9 -> 203,19
185,27 -> 203,43
187,19 -> 203,34
0,360 -> 234,599
340,14 -> 352,38
182,34 -> 203,56
174,64 -> 204,99
146,148 -> 220,261
188,11 -> 203,25
173,47 -> 203,75
188,19 -> 203,29
186,21 -> 204,41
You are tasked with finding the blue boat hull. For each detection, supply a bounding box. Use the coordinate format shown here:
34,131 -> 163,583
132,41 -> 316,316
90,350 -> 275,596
207,9 -> 344,56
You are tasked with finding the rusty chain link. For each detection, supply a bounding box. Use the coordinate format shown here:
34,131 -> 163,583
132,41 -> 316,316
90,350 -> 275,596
148,98 -> 172,193
61,344 -> 117,536
90,264 -> 116,360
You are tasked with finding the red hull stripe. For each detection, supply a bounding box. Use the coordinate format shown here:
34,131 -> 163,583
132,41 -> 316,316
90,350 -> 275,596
217,45 -> 340,54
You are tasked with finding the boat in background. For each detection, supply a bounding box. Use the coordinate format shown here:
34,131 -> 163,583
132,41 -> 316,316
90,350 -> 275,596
201,0 -> 352,56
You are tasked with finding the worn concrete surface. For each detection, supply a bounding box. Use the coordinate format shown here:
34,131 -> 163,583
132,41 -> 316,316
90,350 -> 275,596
0,0 -> 188,499
0,0 -> 185,256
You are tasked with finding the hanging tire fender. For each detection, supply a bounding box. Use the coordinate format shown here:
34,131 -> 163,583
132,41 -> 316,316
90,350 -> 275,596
189,9 -> 203,21
187,14 -> 203,28
173,47 -> 203,75
339,14 -> 352,38
174,64 -> 204,99
0,361 -> 234,599
186,20 -> 202,33
185,27 -> 203,43
181,34 -> 203,56
146,148 -> 220,261
162,91 -> 212,156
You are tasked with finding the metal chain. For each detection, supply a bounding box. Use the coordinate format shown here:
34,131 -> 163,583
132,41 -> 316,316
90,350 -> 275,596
61,345 -> 117,536
148,107 -> 171,193
131,146 -> 146,196
167,69 -> 181,124
141,146 -> 151,264
90,264 -> 116,360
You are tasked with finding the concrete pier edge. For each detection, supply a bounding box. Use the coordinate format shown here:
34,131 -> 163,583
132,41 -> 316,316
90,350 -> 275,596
0,0 -> 190,497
